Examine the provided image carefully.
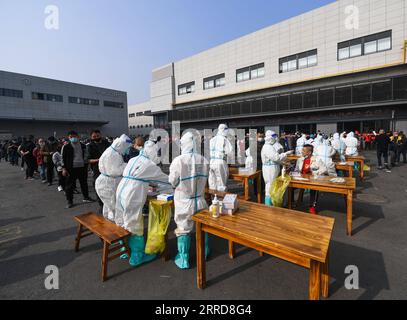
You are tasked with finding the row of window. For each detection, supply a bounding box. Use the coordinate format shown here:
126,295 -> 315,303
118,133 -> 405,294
129,124 -> 153,129
172,75 -> 407,121
338,30 -> 392,61
1,88 -> 124,108
0,88 -> 23,98
177,30 -> 393,96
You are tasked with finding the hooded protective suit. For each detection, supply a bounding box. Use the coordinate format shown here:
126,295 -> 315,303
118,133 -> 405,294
245,148 -> 254,170
345,132 -> 359,156
169,132 -> 210,269
115,141 -> 171,267
312,135 -> 324,150
208,124 -> 233,192
314,139 -> 337,176
95,134 -> 132,222
332,133 -> 346,162
296,134 -> 307,156
261,131 -> 292,206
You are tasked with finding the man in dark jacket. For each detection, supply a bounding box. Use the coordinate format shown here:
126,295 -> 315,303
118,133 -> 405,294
375,129 -> 391,171
20,135 -> 37,180
86,130 -> 110,210
398,131 -> 407,164
62,130 -> 94,208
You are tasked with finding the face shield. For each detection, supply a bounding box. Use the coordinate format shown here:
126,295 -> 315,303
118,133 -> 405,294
218,124 -> 229,137
265,131 -> 278,145
143,140 -> 160,164
112,134 -> 133,155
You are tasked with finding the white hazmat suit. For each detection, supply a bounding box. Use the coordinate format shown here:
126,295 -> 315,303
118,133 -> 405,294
296,134 -> 307,156
209,124 -> 233,192
345,132 -> 359,156
245,148 -> 254,171
314,139 -> 337,176
261,131 -> 292,206
169,132 -> 209,269
332,133 -> 346,162
95,134 -> 132,221
115,141 -> 170,235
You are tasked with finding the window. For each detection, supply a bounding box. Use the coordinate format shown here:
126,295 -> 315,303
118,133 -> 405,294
204,74 -> 225,90
0,88 -> 23,98
393,76 -> 407,100
69,96 -> 99,106
352,83 -> 371,104
372,80 -> 392,101
129,113 -> 135,118
304,90 -> 318,109
32,92 -> 63,102
338,30 -> 392,61
335,86 -> 352,105
277,95 -> 290,111
319,88 -> 334,107
104,101 -> 124,108
178,82 -> 195,96
236,63 -> 265,82
279,50 -> 317,73
290,93 -> 303,110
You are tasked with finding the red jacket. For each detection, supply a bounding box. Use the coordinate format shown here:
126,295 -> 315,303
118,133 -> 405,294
33,147 -> 44,166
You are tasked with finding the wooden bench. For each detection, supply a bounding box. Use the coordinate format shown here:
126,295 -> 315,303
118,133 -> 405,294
74,212 -> 131,281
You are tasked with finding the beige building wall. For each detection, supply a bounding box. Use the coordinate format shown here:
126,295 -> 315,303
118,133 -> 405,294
128,101 -> 154,136
164,0 -> 407,106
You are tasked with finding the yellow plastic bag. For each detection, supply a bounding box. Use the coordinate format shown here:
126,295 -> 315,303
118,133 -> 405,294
145,200 -> 172,255
269,175 -> 292,208
363,164 -> 371,172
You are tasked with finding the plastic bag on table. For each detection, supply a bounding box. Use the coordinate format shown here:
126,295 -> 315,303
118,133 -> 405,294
269,175 -> 292,208
145,200 -> 172,255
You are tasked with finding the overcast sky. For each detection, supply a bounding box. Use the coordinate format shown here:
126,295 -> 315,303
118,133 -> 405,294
0,0 -> 334,105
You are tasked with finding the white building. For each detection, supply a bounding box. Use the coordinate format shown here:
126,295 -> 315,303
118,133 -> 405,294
128,101 -> 154,137
145,0 -> 407,134
0,70 -> 128,138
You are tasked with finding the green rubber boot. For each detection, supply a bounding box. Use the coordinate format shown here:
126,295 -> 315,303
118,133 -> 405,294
128,235 -> 156,267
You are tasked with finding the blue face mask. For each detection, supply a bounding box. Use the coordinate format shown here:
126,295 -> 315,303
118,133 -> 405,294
70,138 -> 79,144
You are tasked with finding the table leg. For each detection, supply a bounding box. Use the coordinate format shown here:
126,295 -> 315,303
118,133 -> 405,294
228,241 -> 235,259
360,160 -> 365,180
75,224 -> 82,252
347,190 -> 353,236
196,222 -> 206,289
349,166 -> 353,178
288,187 -> 293,209
257,175 -> 262,204
321,253 -> 329,298
244,178 -> 250,201
309,260 -> 321,300
102,241 -> 109,282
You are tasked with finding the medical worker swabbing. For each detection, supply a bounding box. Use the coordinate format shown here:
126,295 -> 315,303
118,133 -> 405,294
296,134 -> 307,156
345,132 -> 359,156
115,141 -> 171,267
95,134 -> 132,222
169,132 -> 209,269
332,133 -> 346,162
208,124 -> 233,192
261,131 -> 293,206
314,137 -> 337,176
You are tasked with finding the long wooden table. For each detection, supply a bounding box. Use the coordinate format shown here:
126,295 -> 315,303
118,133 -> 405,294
287,175 -> 356,236
286,155 -> 354,178
192,201 -> 335,300
228,167 -> 262,203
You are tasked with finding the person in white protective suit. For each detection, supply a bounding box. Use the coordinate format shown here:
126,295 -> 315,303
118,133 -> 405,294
314,137 -> 337,176
332,133 -> 346,162
261,131 -> 293,206
296,134 -> 307,156
345,132 -> 359,156
208,124 -> 233,192
312,134 -> 324,150
115,141 -> 171,267
95,134 -> 132,222
169,132 -> 210,269
245,148 -> 255,171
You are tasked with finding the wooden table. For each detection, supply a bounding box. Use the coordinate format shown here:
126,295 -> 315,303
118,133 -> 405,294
287,155 -> 354,178
287,175 -> 356,236
192,201 -> 335,300
346,155 -> 366,180
228,167 -> 262,203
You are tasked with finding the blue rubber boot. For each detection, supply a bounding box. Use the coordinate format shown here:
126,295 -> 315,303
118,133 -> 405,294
118,240 -> 129,260
175,235 -> 191,269
205,233 -> 210,260
265,196 -> 273,206
128,235 -> 156,267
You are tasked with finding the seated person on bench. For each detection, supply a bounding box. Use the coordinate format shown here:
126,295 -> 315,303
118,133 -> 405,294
294,144 -> 329,215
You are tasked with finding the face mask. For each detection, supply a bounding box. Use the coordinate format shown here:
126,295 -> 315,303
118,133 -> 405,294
70,138 -> 79,144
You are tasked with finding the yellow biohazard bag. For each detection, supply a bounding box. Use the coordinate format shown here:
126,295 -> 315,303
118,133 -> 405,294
269,175 -> 292,208
363,164 -> 371,172
145,200 -> 172,255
